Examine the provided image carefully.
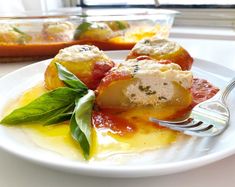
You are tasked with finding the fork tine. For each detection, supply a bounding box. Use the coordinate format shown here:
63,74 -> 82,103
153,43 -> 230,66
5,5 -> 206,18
150,117 -> 216,136
150,117 -> 201,128
184,125 -> 220,137
162,121 -> 204,129
148,77 -> 234,137
149,117 -> 191,125
159,121 -> 213,132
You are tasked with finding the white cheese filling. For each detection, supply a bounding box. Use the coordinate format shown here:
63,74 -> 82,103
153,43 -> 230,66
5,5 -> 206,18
125,76 -> 174,105
120,59 -> 192,105
132,38 -> 180,56
55,45 -> 109,62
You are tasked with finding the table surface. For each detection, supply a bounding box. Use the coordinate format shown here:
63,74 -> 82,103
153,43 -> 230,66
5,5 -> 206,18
0,38 -> 235,187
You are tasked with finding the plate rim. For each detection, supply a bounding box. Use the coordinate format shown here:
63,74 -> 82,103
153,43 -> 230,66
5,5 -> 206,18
0,51 -> 234,178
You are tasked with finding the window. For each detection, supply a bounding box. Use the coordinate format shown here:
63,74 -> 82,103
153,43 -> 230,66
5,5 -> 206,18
79,0 -> 156,8
67,0 -> 235,28
159,0 -> 235,7
79,0 -> 235,8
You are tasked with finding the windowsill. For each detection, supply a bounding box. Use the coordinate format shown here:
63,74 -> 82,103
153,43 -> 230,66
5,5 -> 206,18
170,26 -> 235,40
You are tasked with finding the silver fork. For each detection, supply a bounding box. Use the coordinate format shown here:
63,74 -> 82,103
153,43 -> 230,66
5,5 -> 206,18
150,77 -> 235,137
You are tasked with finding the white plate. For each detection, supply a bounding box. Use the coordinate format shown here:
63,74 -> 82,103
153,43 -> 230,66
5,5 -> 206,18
0,51 -> 234,178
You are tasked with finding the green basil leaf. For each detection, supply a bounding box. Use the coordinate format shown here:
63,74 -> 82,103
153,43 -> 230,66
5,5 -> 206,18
12,27 -> 32,44
45,112 -> 73,125
55,63 -> 88,91
44,102 -> 74,125
1,87 -> 82,125
74,22 -> 92,39
12,27 -> 26,35
115,21 -> 127,30
70,90 -> 95,159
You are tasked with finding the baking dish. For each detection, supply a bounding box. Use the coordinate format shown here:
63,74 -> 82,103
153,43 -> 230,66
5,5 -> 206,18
0,8 -> 178,60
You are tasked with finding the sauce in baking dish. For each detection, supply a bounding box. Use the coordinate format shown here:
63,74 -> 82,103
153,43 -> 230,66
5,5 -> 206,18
0,40 -> 135,58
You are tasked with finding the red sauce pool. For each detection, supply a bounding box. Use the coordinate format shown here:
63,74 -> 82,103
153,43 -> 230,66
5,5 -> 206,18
92,111 -> 136,137
191,78 -> 219,106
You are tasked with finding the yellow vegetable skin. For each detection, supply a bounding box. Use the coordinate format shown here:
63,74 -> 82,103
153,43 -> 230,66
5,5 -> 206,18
44,45 -> 114,90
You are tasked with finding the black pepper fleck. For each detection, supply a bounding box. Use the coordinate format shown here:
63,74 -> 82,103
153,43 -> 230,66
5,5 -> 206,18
158,96 -> 167,100
138,85 -> 156,95
144,39 -> 150,44
133,64 -> 139,73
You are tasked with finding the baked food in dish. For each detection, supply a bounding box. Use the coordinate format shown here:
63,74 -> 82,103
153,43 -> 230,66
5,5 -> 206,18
0,24 -> 32,44
44,45 -> 114,90
105,21 -> 130,31
42,21 -> 75,42
126,38 -> 193,70
96,58 -> 193,111
74,22 -> 115,41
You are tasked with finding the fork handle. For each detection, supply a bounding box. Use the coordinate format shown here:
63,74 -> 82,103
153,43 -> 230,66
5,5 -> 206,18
220,77 -> 235,103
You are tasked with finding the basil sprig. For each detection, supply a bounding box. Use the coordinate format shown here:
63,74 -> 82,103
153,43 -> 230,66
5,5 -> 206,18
70,90 -> 95,159
1,87 -> 79,124
1,62 -> 95,159
73,22 -> 92,40
12,26 -> 32,44
115,21 -> 127,30
55,63 -> 87,91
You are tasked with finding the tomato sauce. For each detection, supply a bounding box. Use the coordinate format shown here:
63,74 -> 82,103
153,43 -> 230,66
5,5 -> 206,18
77,39 -> 135,51
0,39 -> 135,58
97,71 -> 132,91
89,61 -> 115,90
191,78 -> 219,106
126,47 -> 193,71
92,111 -> 136,136
0,41 -> 78,57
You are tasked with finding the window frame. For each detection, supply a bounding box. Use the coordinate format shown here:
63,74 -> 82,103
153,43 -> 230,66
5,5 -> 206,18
79,0 -> 235,8
72,0 -> 235,28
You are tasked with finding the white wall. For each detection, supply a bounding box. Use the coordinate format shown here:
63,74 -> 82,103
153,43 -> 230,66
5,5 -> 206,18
0,0 -> 25,15
22,0 -> 64,12
0,0 -> 64,14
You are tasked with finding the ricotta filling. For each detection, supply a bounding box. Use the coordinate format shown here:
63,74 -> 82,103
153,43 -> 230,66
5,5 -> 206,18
132,38 -> 180,56
122,59 -> 192,106
55,45 -> 109,62
124,75 -> 174,105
